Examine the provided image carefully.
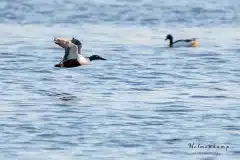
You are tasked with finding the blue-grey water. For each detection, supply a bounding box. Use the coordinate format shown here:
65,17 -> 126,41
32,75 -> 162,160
0,0 -> 239,160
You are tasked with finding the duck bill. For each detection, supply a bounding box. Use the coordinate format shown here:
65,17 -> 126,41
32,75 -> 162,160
100,57 -> 106,60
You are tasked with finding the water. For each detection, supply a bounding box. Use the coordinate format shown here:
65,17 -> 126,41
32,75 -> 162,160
0,0 -> 239,160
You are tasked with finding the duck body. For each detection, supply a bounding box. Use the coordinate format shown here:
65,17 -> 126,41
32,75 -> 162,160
55,55 -> 106,68
165,34 -> 198,48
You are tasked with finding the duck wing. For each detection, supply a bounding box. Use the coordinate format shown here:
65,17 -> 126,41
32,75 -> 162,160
174,39 -> 196,43
172,39 -> 196,47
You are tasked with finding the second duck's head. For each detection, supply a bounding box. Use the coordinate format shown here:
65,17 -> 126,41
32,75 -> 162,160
89,55 -> 106,61
165,34 -> 173,41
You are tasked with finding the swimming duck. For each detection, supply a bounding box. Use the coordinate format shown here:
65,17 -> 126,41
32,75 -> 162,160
55,55 -> 106,68
165,34 -> 198,48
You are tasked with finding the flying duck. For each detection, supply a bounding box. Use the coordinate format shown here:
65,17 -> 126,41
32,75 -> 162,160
54,37 -> 106,68
165,34 -> 198,48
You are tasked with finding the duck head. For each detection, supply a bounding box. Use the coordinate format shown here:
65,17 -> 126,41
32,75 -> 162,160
165,34 -> 174,47
165,34 -> 173,41
89,55 -> 106,61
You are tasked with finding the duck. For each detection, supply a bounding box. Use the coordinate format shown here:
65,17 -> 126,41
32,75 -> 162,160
54,37 -> 106,68
55,55 -> 106,68
165,34 -> 198,48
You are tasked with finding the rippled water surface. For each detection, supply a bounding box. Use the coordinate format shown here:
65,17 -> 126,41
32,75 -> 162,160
0,0 -> 239,160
